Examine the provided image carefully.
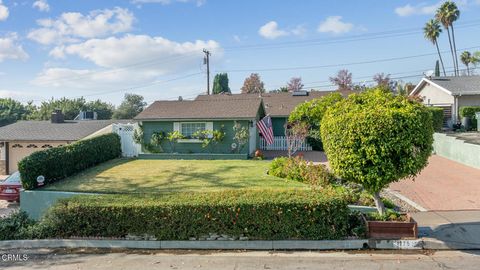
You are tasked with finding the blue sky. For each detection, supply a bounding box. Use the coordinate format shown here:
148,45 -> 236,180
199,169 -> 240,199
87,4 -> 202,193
0,0 -> 480,105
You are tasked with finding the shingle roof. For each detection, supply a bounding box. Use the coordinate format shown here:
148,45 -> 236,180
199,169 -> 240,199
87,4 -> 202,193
0,120 -> 131,141
134,99 -> 263,120
421,76 -> 480,95
196,90 -> 352,116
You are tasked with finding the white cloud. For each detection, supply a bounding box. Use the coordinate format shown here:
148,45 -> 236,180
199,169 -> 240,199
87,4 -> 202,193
259,21 -> 289,39
0,33 -> 29,62
0,0 -> 9,21
35,34 -> 221,88
394,2 -> 440,16
28,7 -> 135,45
317,16 -> 354,34
131,0 -> 206,6
33,0 -> 50,12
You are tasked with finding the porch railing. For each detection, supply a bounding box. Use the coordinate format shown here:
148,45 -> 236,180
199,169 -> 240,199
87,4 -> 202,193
260,136 -> 312,151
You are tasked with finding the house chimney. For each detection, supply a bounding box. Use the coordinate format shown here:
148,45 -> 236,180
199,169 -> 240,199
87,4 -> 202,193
51,109 -> 64,123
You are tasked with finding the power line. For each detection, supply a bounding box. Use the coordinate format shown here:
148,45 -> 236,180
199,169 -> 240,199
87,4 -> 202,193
217,45 -> 480,73
30,72 -> 204,102
222,20 -> 480,51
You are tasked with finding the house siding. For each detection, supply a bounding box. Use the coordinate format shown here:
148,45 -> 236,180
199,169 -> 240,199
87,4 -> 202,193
458,95 -> 480,108
142,120 -> 251,154
271,117 -> 287,136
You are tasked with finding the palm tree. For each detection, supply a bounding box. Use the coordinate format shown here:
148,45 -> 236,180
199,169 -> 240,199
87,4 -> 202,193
460,51 -> 472,75
436,1 -> 460,76
424,19 -> 446,76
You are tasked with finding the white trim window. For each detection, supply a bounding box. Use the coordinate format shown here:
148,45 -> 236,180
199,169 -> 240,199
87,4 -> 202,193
174,122 -> 213,142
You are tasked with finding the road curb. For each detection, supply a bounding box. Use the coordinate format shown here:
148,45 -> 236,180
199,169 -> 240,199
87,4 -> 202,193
385,188 -> 428,212
0,239 -> 433,250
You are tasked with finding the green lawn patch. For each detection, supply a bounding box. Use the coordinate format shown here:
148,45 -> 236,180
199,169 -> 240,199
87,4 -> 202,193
44,159 -> 307,194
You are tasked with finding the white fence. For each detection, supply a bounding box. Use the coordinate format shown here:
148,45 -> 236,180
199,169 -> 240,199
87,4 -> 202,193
260,136 -> 312,151
112,123 -> 141,157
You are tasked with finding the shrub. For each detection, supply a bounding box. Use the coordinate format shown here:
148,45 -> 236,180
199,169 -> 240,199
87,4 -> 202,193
268,157 -> 332,187
428,107 -> 444,131
321,89 -> 434,215
288,93 -> 344,150
459,106 -> 480,129
39,189 -> 350,240
0,211 -> 35,240
18,133 -> 121,190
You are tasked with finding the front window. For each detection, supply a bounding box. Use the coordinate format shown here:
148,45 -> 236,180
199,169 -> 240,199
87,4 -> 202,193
180,123 -> 206,138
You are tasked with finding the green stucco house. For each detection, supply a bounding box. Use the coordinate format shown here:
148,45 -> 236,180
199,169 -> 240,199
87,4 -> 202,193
134,98 -> 265,158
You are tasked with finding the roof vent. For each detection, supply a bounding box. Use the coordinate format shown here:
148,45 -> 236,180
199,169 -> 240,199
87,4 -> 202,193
75,111 -> 97,121
51,109 -> 64,124
292,90 -> 309,96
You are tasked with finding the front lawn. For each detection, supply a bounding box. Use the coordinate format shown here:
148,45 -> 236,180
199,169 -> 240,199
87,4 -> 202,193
44,159 -> 307,194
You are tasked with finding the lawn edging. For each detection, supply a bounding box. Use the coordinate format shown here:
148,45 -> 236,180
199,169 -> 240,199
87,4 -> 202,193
138,153 -> 249,160
0,239 -> 432,250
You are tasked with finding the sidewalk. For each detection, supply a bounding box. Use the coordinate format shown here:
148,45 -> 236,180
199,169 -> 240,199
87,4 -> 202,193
389,155 -> 480,210
411,210 -> 480,249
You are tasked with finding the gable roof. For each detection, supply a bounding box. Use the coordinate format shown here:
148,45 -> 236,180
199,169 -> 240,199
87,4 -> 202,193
0,120 -> 131,141
411,76 -> 480,96
196,90 -> 353,117
134,99 -> 264,120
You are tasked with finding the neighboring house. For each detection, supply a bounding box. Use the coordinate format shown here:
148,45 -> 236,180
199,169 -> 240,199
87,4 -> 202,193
0,111 -> 130,175
134,98 -> 265,156
410,76 -> 480,127
196,90 -> 353,150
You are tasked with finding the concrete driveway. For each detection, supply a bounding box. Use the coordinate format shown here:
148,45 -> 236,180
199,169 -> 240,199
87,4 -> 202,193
389,155 -> 480,211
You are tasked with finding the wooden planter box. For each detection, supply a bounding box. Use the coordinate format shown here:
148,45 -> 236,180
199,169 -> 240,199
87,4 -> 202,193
365,214 -> 418,239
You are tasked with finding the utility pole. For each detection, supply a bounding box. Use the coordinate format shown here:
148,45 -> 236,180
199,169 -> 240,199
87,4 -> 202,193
203,49 -> 211,95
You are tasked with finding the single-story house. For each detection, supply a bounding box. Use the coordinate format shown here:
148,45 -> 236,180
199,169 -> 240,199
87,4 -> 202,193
410,76 -> 480,127
134,98 -> 265,156
135,90 -> 351,156
195,90 -> 353,150
0,111 -> 130,175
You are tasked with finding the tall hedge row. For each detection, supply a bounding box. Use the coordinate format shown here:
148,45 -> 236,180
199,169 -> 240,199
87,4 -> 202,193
428,107 -> 444,131
18,133 -> 121,190
41,189 -> 351,240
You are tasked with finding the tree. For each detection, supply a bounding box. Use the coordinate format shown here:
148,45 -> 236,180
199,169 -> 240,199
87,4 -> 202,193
424,19 -> 447,76
329,69 -> 353,91
287,77 -> 304,92
288,93 -> 344,150
436,1 -> 460,76
373,73 -> 398,93
284,121 -> 309,157
241,73 -> 265,94
0,98 -> 30,127
270,86 -> 289,93
85,100 -> 115,120
113,93 -> 147,119
212,73 -> 231,94
435,60 -> 441,77
30,97 -> 88,120
460,51 -> 473,75
321,89 -> 434,215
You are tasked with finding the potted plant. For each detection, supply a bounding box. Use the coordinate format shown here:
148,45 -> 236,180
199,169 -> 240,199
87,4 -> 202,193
363,212 -> 418,239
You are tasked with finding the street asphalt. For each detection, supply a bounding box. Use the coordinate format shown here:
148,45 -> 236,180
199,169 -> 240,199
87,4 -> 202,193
0,249 -> 479,269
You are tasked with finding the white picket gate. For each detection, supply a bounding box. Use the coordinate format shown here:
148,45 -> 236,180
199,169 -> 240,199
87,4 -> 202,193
112,123 -> 141,157
260,136 -> 312,151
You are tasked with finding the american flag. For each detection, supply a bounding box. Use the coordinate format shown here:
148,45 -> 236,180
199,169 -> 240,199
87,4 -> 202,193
257,115 -> 274,145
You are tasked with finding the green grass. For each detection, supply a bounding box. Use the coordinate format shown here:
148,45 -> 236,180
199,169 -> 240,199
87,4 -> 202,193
44,159 -> 307,194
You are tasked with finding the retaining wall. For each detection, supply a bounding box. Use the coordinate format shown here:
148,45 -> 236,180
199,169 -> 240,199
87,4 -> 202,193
433,133 -> 480,169
20,190 -> 96,220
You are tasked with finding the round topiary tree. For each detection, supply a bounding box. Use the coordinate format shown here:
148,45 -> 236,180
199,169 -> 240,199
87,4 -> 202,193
321,89 -> 434,215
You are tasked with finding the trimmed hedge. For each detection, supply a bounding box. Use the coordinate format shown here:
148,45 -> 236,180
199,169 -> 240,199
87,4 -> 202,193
41,189 -> 351,240
18,133 -> 121,190
268,156 -> 333,187
460,106 -> 480,129
428,107 -> 444,131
